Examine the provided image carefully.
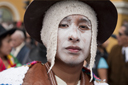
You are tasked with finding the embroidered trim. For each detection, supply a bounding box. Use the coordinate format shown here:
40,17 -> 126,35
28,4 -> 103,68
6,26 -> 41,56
44,62 -> 87,85
24,61 -> 38,67
45,63 -> 57,85
82,67 -> 101,82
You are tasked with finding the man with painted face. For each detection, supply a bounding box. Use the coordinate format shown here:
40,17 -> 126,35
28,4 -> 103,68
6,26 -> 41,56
0,0 -> 117,85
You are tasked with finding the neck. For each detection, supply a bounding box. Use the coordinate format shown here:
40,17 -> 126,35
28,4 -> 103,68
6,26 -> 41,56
123,45 -> 128,47
52,58 -> 83,85
0,53 -> 6,60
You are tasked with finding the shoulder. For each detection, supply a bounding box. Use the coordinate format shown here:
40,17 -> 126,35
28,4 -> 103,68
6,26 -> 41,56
111,44 -> 122,52
82,67 -> 108,85
0,65 -> 29,85
0,61 -> 38,85
98,57 -> 108,69
21,45 -> 30,52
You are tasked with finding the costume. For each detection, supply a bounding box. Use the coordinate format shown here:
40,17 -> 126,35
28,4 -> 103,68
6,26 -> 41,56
0,58 -> 6,72
107,44 -> 128,85
0,0 -> 117,85
0,24 -> 17,72
7,54 -> 22,68
24,1 -> 117,80
0,61 -> 108,85
0,54 -> 21,72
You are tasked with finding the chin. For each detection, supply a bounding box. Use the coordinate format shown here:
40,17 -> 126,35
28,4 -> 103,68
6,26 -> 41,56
65,61 -> 83,66
60,56 -> 85,66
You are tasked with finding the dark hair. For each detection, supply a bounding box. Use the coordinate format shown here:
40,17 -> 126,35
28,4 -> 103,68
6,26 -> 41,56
0,34 -> 10,60
122,20 -> 128,36
0,35 -> 7,48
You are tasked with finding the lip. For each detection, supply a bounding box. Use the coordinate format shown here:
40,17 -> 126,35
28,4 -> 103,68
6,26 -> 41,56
65,46 -> 81,53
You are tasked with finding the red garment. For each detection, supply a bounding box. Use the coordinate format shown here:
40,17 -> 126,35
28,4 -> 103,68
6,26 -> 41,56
0,58 -> 6,72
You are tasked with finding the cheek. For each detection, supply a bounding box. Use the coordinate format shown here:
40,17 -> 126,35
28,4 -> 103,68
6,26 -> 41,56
58,29 -> 69,45
0,44 -> 7,53
81,32 -> 91,51
82,32 -> 91,44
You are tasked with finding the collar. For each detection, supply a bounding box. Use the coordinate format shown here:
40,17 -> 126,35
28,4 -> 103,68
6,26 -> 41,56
122,46 -> 128,62
15,42 -> 25,50
55,75 -> 81,85
45,63 -> 86,85
13,42 -> 25,57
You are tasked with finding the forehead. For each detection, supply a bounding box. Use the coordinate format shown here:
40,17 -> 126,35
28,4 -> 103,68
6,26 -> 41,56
60,14 -> 91,23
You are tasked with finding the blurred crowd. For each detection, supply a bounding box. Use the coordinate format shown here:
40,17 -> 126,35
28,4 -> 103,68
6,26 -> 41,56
84,20 -> 128,85
0,21 -> 47,71
0,20 -> 128,85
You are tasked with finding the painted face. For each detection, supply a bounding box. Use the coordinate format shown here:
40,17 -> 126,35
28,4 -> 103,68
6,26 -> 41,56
117,26 -> 128,46
0,35 -> 12,56
56,14 -> 92,65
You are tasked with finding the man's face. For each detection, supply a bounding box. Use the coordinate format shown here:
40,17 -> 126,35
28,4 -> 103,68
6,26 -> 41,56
117,26 -> 128,47
56,14 -> 92,65
11,33 -> 23,48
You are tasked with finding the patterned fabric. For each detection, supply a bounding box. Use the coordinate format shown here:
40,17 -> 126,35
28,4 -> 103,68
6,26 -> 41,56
0,58 -> 6,72
82,67 -> 100,81
24,60 -> 38,67
27,61 -> 106,84
7,54 -> 21,68
0,61 -> 108,85
0,54 -> 21,72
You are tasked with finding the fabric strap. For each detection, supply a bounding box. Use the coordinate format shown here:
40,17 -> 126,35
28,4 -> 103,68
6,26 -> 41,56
44,63 -> 86,85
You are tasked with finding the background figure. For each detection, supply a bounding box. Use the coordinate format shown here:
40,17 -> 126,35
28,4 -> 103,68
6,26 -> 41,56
11,29 -> 30,64
107,21 -> 128,85
0,25 -> 21,72
93,40 -> 109,82
26,43 -> 47,64
25,32 -> 37,49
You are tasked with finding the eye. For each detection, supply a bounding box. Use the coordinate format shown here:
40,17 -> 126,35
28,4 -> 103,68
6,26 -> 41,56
79,25 -> 89,30
59,24 -> 69,28
7,39 -> 11,43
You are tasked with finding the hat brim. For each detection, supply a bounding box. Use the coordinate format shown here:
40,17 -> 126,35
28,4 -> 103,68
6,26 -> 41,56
0,28 -> 16,37
24,0 -> 117,45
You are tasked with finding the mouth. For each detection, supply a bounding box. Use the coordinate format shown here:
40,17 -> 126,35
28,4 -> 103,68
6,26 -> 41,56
65,46 -> 81,53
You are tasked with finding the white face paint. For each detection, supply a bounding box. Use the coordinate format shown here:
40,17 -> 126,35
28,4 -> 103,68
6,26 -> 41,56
56,14 -> 92,65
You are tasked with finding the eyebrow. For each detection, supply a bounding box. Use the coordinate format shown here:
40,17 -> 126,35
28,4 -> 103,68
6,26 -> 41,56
62,17 -> 70,21
80,18 -> 91,23
60,17 -> 71,23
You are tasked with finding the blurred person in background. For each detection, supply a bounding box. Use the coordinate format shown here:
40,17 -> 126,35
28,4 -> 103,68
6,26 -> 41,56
93,40 -> 109,82
11,29 -> 30,64
107,20 -> 128,85
1,21 -> 14,30
0,25 -> 21,72
27,43 -> 47,63
25,32 -> 37,49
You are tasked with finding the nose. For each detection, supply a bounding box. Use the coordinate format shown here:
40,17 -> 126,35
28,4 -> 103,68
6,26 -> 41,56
68,36 -> 80,43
